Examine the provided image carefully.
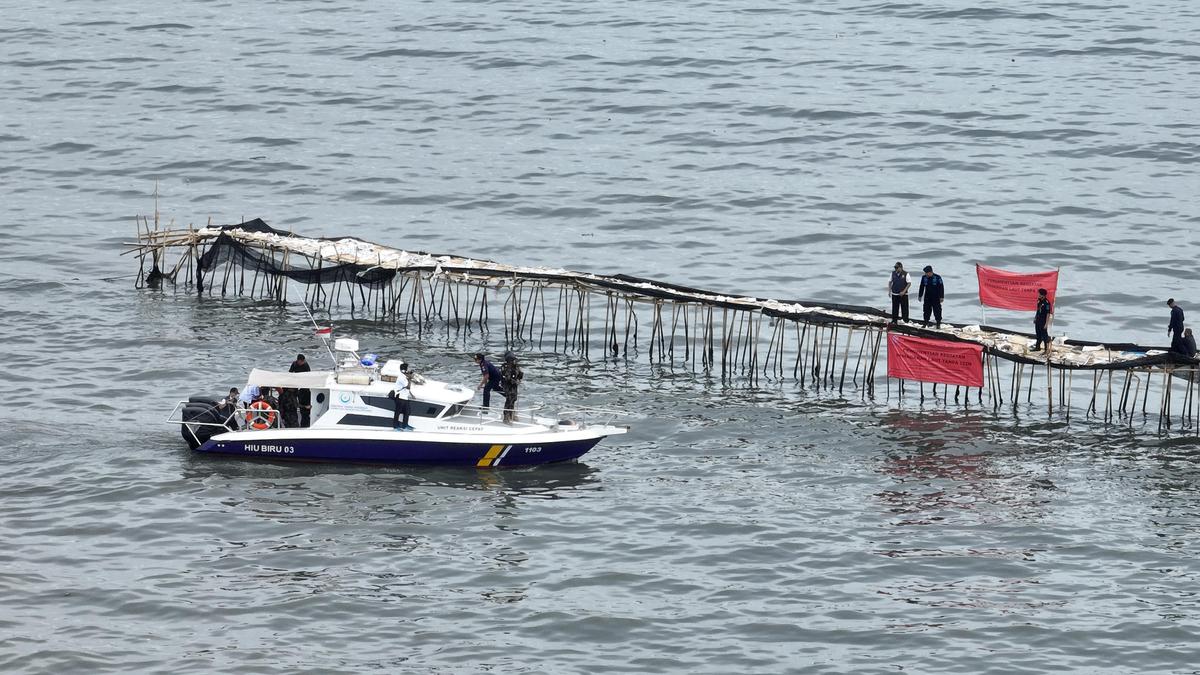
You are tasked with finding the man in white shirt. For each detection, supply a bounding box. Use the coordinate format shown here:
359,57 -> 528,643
391,363 -> 413,431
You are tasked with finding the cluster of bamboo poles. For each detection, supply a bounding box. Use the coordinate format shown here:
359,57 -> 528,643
126,223 -> 1200,432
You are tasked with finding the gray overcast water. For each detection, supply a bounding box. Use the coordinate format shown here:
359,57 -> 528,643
3,1 -> 1200,673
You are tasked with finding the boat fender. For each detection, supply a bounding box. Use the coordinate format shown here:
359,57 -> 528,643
245,400 -> 276,430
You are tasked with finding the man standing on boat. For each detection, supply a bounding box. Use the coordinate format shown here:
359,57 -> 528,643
500,351 -> 524,424
391,362 -> 413,431
475,353 -> 504,410
289,353 -> 312,427
888,262 -> 911,324
289,354 -> 310,372
918,265 -> 944,328
1168,299 -> 1185,354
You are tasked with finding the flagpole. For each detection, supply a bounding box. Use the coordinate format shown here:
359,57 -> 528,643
976,263 -> 988,327
1049,265 -> 1061,348
290,280 -> 337,366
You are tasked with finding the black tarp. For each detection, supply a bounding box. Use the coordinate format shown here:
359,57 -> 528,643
198,222 -> 397,291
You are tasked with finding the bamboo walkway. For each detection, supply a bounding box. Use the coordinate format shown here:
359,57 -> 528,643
126,218 -> 1200,432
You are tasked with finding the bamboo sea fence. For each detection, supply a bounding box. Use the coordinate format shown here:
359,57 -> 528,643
126,217 -> 1200,433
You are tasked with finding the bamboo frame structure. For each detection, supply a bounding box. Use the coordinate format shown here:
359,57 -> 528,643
126,221 -> 1200,432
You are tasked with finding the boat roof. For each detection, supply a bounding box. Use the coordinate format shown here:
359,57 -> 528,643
246,368 -> 333,389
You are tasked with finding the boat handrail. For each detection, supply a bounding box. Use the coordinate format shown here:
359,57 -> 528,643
165,400 -> 241,427
446,401 -> 630,427
448,401 -> 545,425
166,400 -> 285,428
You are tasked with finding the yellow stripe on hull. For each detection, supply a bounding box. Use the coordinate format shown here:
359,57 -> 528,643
476,444 -> 507,468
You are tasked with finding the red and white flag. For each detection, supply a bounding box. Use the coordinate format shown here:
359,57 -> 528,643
314,326 -> 332,339
976,264 -> 1059,311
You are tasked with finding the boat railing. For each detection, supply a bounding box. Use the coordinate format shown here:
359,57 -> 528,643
166,400 -> 239,426
449,401 -> 630,428
450,401 -> 547,427
166,400 -> 286,429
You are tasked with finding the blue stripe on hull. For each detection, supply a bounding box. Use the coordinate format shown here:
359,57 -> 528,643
195,435 -> 603,467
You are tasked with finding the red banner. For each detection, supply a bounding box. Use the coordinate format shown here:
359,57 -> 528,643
887,332 -> 984,388
976,264 -> 1058,310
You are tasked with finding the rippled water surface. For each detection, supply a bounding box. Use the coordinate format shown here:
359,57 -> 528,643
4,1 -> 1200,672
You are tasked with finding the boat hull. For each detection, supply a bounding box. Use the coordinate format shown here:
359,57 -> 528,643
194,429 -> 611,467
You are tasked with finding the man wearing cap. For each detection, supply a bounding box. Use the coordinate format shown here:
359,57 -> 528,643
918,265 -> 944,328
1033,288 -> 1054,352
474,353 -> 504,410
887,262 -> 911,324
1168,298 -> 1185,354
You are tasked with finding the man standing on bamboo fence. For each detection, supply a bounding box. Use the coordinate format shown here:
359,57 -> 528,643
888,262 -> 911,325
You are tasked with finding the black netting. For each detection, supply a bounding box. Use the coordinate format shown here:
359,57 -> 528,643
198,230 -> 396,291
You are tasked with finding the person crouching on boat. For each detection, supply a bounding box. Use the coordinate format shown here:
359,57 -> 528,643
220,388 -> 240,431
500,351 -> 523,424
390,362 -> 413,431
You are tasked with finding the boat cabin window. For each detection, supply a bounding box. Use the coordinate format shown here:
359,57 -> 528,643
359,395 -> 445,419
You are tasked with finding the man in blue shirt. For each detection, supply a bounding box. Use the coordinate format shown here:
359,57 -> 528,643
1033,288 -> 1053,353
1168,298 -> 1185,353
474,353 -> 504,410
918,265 -> 944,328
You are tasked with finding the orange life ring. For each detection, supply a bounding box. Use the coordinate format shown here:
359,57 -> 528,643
245,399 -> 276,430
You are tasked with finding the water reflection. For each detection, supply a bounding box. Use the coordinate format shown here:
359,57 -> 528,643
873,410 -> 1053,528
174,455 -> 600,608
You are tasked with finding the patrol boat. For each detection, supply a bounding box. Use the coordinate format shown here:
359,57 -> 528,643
169,338 -> 628,467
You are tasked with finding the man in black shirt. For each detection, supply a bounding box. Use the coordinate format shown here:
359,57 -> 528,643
1167,299 -> 1185,354
289,354 -> 312,426
289,354 -> 311,373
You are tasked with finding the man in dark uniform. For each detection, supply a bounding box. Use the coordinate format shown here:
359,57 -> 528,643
279,388 -> 299,428
474,353 -> 504,410
918,265 -> 944,328
289,353 -> 312,427
887,262 -> 911,324
1033,288 -> 1053,352
1168,299 -> 1185,354
499,351 -> 524,424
